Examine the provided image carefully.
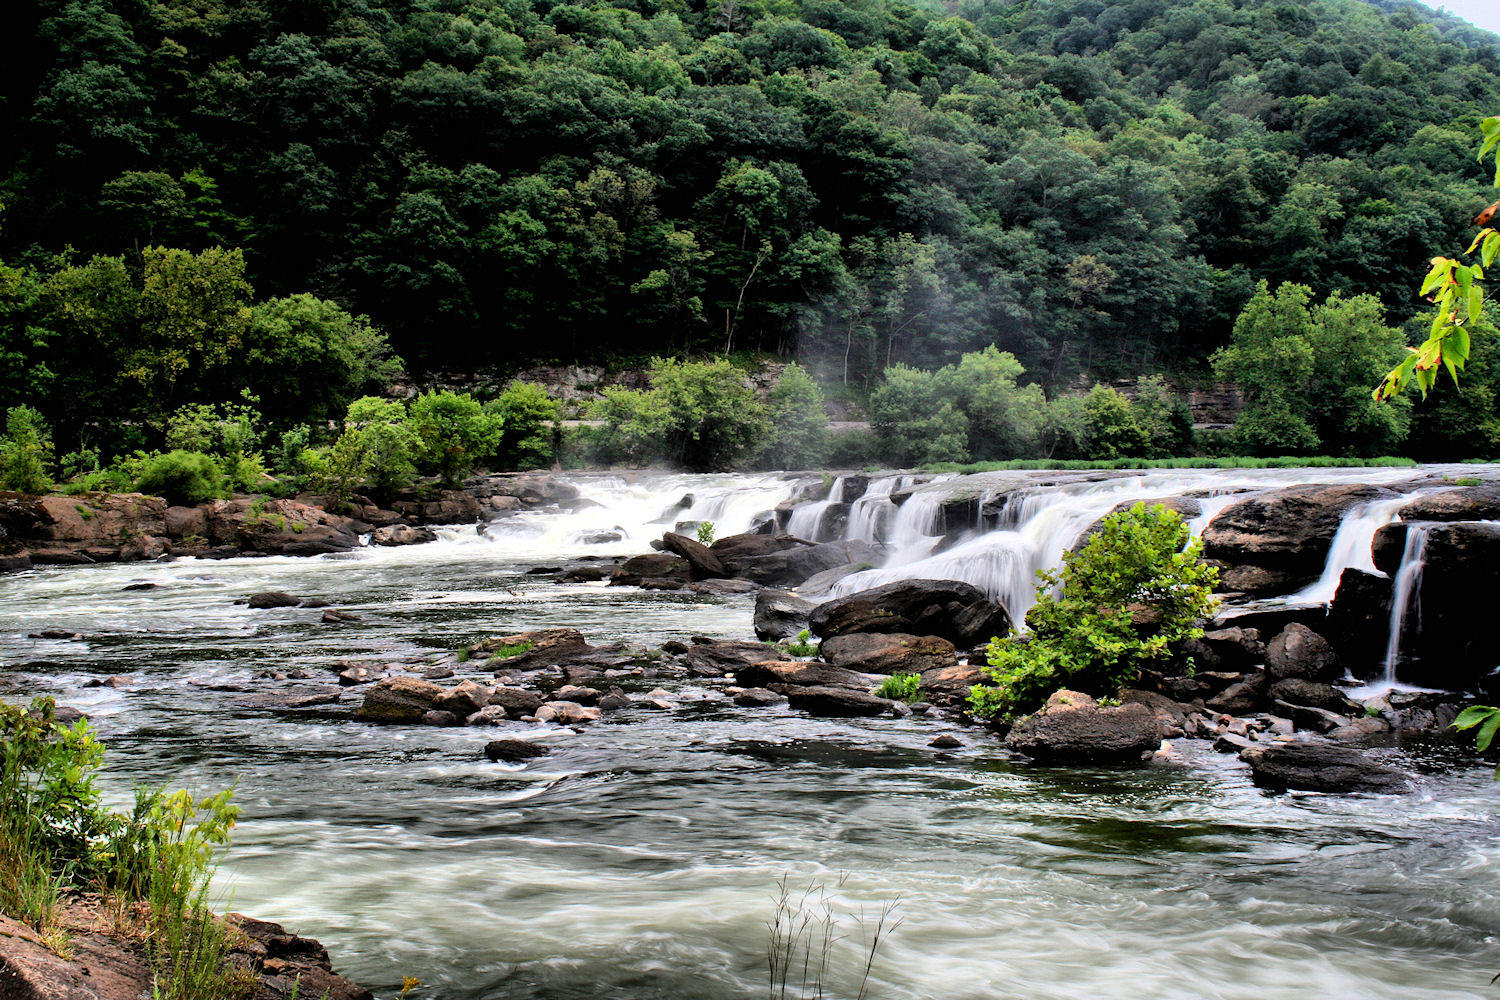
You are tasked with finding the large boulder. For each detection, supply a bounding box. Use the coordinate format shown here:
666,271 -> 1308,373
355,676 -> 446,723
918,663 -> 986,708
390,488 -> 483,525
681,640 -> 791,677
1265,623 -> 1339,682
820,632 -> 958,675
786,685 -> 895,717
1324,568 -> 1392,676
754,590 -> 815,640
1202,484 -> 1398,596
735,660 -> 874,689
1003,690 -> 1161,764
660,531 -> 727,579
1396,484 -> 1500,522
1369,521 -> 1500,690
200,497 -> 365,556
0,491 -> 171,564
476,629 -> 594,672
711,532 -> 804,563
611,553 -> 692,589
809,579 -> 1011,648
1242,742 -> 1410,793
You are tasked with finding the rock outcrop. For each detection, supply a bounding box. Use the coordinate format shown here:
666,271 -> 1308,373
1241,742 -> 1411,793
1003,690 -> 1161,764
809,579 -> 1011,648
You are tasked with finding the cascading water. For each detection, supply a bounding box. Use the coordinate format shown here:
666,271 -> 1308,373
844,476 -> 911,542
1290,495 -> 1413,605
784,475 -> 848,541
1379,524 -> 1431,687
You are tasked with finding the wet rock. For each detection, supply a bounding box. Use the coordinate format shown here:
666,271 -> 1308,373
1074,496 -> 1202,552
688,578 -> 759,595
1205,674 -> 1266,715
820,632 -> 958,675
753,590 -> 815,640
336,664 -> 387,686
1214,731 -> 1257,753
321,609 -> 362,623
236,687 -> 344,709
421,709 -> 460,726
477,628 -> 593,671
204,496 -> 365,555
554,683 -> 600,705
422,666 -> 455,680
1267,678 -> 1353,714
611,552 -> 693,588
1266,623 -> 1339,682
797,562 -> 877,597
597,688 -> 632,711
536,700 -> 601,724
785,685 -> 895,717
559,564 -> 613,583
809,579 -> 1012,648
1120,688 -> 1190,736
1396,484 -> 1500,522
1180,627 -> 1264,672
355,676 -> 446,723
727,539 -> 885,589
371,524 -> 436,546
918,663 -> 986,708
1003,690 -> 1161,764
733,687 -> 785,707
484,738 -> 551,762
929,734 -> 964,749
711,532 -> 803,563
1202,484 -> 1398,595
466,705 -> 509,726
390,488 -> 482,526
1325,568 -> 1392,674
248,591 -> 301,609
121,582 -> 159,591
661,531 -> 728,578
735,660 -> 874,689
435,680 -> 493,717
1242,742 -> 1411,793
27,629 -> 81,640
682,640 -> 790,677
488,686 -> 544,715
1273,700 -> 1352,733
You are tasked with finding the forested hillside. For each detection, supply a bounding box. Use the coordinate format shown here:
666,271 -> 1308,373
2,0 -> 1499,393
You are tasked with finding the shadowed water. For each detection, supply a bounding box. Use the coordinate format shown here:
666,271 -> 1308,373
2,472 -> 1499,999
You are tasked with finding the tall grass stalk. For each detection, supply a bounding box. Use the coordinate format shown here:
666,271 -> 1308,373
766,875 -> 901,1000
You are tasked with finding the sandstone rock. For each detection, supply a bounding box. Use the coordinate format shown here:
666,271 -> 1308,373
203,497 -> 364,555
611,553 -> 692,588
753,589 -> 815,640
421,709 -> 460,726
733,687 -> 785,707
536,700 -> 601,724
681,640 -> 790,677
355,676 -> 446,723
466,705 -> 509,726
820,632 -> 958,675
918,663 -> 986,707
785,684 -> 895,717
477,629 -> 593,671
435,680 -> 493,717
488,686 -> 544,715
688,578 -> 758,595
1266,623 -> 1339,682
735,660 -> 873,689
321,609 -> 361,623
554,683 -> 600,705
1242,742 -> 1410,793
809,579 -> 1012,648
660,531 -> 728,578
724,538 -> 885,588
371,524 -> 437,546
1396,484 -> 1500,522
597,688 -> 632,711
929,734 -> 964,749
1003,690 -> 1160,764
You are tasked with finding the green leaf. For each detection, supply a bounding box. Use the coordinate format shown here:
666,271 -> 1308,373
1453,705 -> 1497,730
1477,712 -> 1500,752
1469,284 -> 1484,323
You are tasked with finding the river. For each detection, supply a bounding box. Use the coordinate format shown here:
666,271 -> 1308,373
1,468 -> 1497,999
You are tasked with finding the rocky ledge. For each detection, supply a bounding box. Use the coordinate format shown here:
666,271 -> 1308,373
0,899 -> 368,1000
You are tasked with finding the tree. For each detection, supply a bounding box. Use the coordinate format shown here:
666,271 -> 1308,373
405,391 -> 501,486
1213,283 -> 1320,455
937,346 -> 1045,460
487,383 -> 558,471
1081,385 -> 1147,460
0,406 -> 54,494
327,397 -> 420,499
757,362 -> 829,469
647,358 -> 768,470
128,247 -> 253,411
868,365 -> 969,466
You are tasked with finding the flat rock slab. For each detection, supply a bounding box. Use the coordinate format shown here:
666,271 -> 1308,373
1004,690 -> 1160,764
1243,741 -> 1411,793
785,684 -> 895,717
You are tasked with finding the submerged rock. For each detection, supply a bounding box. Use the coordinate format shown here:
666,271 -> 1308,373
247,591 -> 301,609
735,660 -> 873,689
1003,690 -> 1160,764
1242,742 -> 1411,793
484,738 -> 551,762
785,684 -> 895,717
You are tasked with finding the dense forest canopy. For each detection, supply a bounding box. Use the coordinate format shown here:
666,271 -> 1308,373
2,0 -> 1499,402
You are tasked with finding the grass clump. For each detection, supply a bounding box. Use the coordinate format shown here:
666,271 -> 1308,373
873,672 -> 921,703
0,697 -> 249,999
786,629 -> 819,658
486,640 -> 536,661
969,503 -> 1219,722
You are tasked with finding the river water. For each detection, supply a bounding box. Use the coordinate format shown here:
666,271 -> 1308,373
2,469 -> 1498,999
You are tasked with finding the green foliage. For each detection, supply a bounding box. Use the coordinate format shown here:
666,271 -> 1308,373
595,358 -> 768,470
1217,282 -> 1410,456
874,672 -> 920,703
696,521 -> 716,547
757,363 -> 829,470
970,503 -> 1219,721
406,391 -> 502,486
787,629 -> 818,658
133,451 -> 227,506
487,383 -> 558,471
0,406 -> 54,493
1453,705 -> 1500,777
164,399 -> 264,493
1081,386 -> 1148,460
868,365 -> 971,466
324,396 -> 420,501
486,640 -> 537,660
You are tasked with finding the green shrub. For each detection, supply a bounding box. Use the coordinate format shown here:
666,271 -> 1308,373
322,396 -> 420,501
133,451 -> 227,506
487,382 -> 558,471
826,427 -> 879,468
594,358 -> 768,470
757,363 -> 830,469
407,390 -> 502,485
787,629 -> 818,657
696,521 -> 716,546
970,502 -> 1218,721
1081,385 -> 1147,460
0,406 -> 54,494
874,672 -> 921,702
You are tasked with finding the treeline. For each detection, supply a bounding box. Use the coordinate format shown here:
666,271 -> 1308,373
3,0 -> 1499,392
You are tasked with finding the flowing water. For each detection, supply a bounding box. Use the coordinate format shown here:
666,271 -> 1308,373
3,470 -> 1500,999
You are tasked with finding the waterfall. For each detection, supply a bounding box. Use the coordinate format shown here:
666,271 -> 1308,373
1290,495 -> 1411,605
784,475 -> 847,540
1379,524 -> 1431,685
845,476 -> 907,541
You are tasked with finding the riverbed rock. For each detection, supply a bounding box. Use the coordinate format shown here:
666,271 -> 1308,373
1325,568 -> 1393,675
1003,690 -> 1161,764
476,628 -> 593,671
808,579 -> 1012,648
371,524 -> 437,546
1179,627 -> 1265,672
435,680 -> 493,717
484,738 -> 551,762
785,684 -> 895,717
797,562 -> 878,597
488,686 -> 544,715
711,532 -> 804,564
735,660 -> 874,689
1265,623 -> 1339,682
660,531 -> 727,578
1267,678 -> 1354,714
0,491 -> 171,566
819,632 -> 958,675
733,687 -> 785,707
1241,742 -> 1411,793
202,496 -> 365,556
355,675 -> 446,723
753,589 -> 815,640
1202,484 -> 1398,595
1204,673 -> 1267,715
611,552 -> 692,588
1396,484 -> 1500,522
918,663 -> 986,707
681,640 -> 791,677
727,538 -> 885,589
536,700 -> 601,724
389,488 -> 483,525
248,591 -> 302,609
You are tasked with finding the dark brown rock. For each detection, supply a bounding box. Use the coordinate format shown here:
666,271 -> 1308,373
753,589 -> 815,640
1265,623 -> 1339,682
786,685 -> 895,717
484,738 -> 551,762
809,579 -> 1012,648
660,531 -> 728,578
735,660 -> 874,689
354,675 -> 446,723
248,591 -> 301,609
1242,741 -> 1410,793
1003,690 -> 1160,764
820,632 -> 958,675
681,641 -> 790,677
611,552 -> 692,588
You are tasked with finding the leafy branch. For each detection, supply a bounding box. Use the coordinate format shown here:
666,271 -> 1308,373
1375,115 -> 1500,400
